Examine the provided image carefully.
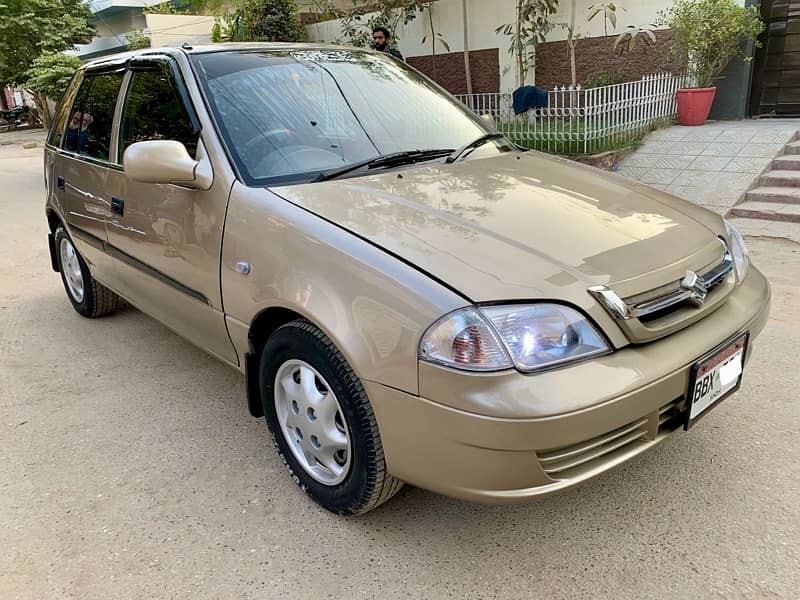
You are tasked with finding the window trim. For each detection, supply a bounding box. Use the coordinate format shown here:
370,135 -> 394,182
57,67 -> 127,165
46,70 -> 84,150
128,55 -> 202,132
109,70 -> 132,166
116,56 -> 203,164
47,54 -> 203,172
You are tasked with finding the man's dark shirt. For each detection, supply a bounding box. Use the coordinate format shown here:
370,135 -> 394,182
375,46 -> 404,61
65,127 -> 88,152
387,47 -> 404,61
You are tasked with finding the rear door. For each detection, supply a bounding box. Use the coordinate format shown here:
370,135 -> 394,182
52,67 -> 126,280
103,56 -> 238,364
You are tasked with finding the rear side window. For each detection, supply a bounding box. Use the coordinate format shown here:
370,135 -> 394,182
65,71 -> 125,161
118,63 -> 199,162
47,71 -> 83,148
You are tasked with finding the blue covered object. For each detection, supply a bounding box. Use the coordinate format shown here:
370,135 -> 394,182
512,86 -> 549,115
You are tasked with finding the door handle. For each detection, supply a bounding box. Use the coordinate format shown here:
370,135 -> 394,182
57,176 -> 65,191
110,196 -> 124,217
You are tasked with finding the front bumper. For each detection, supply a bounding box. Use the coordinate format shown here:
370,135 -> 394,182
365,266 -> 771,503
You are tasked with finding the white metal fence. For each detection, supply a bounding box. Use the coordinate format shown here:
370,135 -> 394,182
456,72 -> 688,154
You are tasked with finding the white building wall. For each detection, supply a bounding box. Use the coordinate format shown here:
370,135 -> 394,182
93,10 -> 147,38
145,14 -> 216,47
305,0 -> 673,92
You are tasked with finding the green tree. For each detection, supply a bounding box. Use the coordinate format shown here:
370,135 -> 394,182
211,21 -> 223,42
126,29 -> 152,50
225,0 -> 304,42
0,0 -> 93,125
338,0 -> 427,48
496,0 -> 559,86
658,0 -> 764,88
22,52 -> 82,104
144,2 -> 185,15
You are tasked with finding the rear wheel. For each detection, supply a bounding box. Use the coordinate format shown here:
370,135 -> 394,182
55,226 -> 121,318
259,319 -> 403,515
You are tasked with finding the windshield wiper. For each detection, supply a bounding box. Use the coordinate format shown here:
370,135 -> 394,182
445,133 -> 507,164
315,149 -> 454,182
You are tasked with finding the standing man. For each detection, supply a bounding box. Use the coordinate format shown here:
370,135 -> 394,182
372,27 -> 404,61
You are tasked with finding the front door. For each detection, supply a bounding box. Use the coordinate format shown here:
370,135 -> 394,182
104,58 -> 237,365
751,0 -> 800,116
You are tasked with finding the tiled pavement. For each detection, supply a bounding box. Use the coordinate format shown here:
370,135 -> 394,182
616,120 -> 799,215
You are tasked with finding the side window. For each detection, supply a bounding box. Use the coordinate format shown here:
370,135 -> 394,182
48,71 -> 83,148
119,63 -> 199,162
65,71 -> 125,160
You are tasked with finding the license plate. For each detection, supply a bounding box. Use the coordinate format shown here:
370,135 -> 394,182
685,333 -> 748,429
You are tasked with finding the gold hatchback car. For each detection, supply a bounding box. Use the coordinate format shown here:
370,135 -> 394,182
44,44 -> 770,515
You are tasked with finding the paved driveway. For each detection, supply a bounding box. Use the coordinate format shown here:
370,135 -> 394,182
2,137 -> 800,599
618,120 -> 799,214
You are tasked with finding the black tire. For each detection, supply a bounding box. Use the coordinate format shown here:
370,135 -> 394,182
54,226 -> 121,318
259,319 -> 403,515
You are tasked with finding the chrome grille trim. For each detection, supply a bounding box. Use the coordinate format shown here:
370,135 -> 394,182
588,237 -> 733,322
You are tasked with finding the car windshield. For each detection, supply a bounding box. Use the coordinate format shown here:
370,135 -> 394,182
190,49 -> 501,185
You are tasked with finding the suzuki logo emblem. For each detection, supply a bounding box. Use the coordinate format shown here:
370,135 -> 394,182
680,271 -> 708,306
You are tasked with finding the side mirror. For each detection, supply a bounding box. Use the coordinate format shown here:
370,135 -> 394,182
123,140 -> 212,190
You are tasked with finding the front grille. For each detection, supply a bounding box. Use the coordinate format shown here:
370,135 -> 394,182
588,238 -> 735,343
626,256 -> 732,324
538,398 -> 684,479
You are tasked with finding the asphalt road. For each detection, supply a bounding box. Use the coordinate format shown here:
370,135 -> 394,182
2,137 -> 800,599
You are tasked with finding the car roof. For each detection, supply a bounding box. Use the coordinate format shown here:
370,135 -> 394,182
185,42 -> 363,54
81,42 -> 371,71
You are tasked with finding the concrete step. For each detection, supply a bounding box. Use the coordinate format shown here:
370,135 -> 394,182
746,186 -> 800,204
728,201 -> 800,223
759,170 -> 800,187
784,141 -> 800,155
771,155 -> 800,170
727,216 -> 800,243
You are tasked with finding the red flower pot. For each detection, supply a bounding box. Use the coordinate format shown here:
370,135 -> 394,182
676,87 -> 717,126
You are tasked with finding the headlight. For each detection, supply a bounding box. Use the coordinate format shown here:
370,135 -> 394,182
725,219 -> 749,283
419,307 -> 512,371
419,304 -> 610,373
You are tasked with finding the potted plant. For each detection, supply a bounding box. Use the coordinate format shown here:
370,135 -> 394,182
659,0 -> 764,126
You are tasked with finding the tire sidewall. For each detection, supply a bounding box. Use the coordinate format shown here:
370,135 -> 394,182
260,323 -> 374,514
55,227 -> 94,315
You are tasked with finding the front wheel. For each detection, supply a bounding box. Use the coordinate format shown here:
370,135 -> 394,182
54,226 -> 121,318
259,319 -> 403,515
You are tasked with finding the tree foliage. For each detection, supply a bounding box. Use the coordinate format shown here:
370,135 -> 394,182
0,0 -> 93,87
22,52 -> 81,102
658,0 -> 764,88
126,29 -> 152,50
337,0 -> 427,48
496,0 -> 559,86
144,1 -> 187,15
614,24 -> 656,54
587,2 -> 620,38
224,0 -> 304,42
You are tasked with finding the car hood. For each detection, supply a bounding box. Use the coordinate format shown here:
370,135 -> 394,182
271,151 -> 726,307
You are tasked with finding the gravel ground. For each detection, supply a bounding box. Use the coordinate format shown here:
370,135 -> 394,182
2,138 -> 800,599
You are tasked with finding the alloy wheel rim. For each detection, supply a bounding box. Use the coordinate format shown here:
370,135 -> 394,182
59,237 -> 84,303
274,359 -> 352,486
